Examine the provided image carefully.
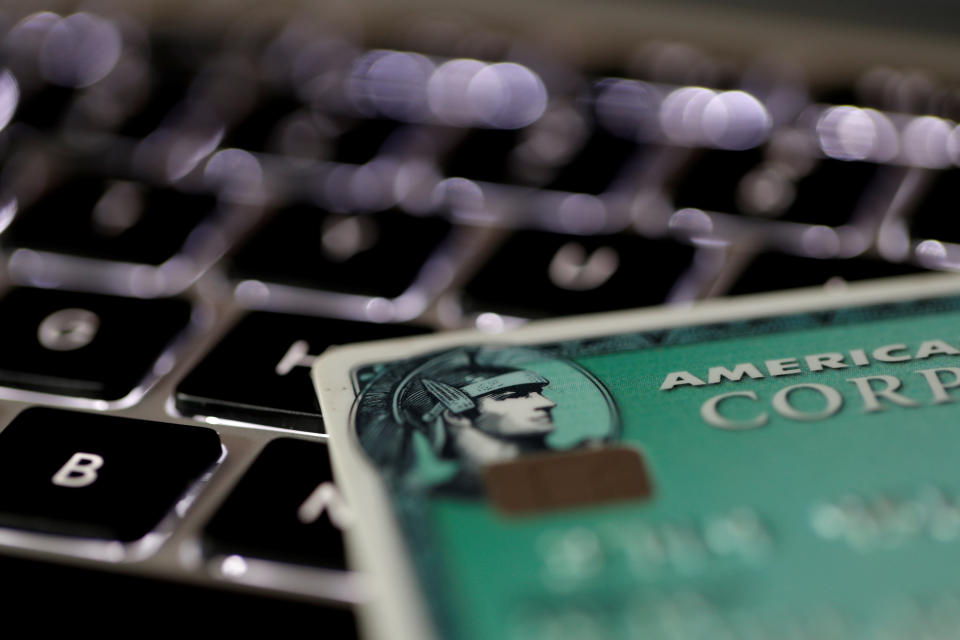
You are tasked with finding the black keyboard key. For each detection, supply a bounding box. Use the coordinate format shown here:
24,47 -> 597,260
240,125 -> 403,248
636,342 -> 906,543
118,35 -> 214,138
229,206 -> 451,299
814,85 -> 861,110
672,148 -> 766,214
0,408 -> 221,541
223,94 -> 328,155
462,230 -> 696,318
116,71 -> 192,138
676,153 -> 880,226
4,175 -> 218,265
0,552 -> 358,633
782,159 -> 879,225
444,128 -> 522,184
204,438 -> 347,568
0,287 -> 191,400
727,252 -> 927,296
445,104 -> 595,187
545,129 -> 641,194
819,69 -> 936,114
13,84 -> 76,131
333,118 -> 402,165
223,95 -> 298,153
175,311 -> 430,431
118,81 -> 190,139
909,169 -> 960,243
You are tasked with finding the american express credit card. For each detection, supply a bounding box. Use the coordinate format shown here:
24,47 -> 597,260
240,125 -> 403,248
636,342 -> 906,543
313,274 -> 960,640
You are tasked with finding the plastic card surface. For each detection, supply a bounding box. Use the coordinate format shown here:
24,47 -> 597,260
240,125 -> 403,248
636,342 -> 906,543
314,274 -> 960,640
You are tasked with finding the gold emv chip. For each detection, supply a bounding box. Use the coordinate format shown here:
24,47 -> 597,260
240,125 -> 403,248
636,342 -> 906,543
482,446 -> 653,515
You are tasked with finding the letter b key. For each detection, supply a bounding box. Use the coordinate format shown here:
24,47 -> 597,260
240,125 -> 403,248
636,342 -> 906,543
0,408 -> 221,542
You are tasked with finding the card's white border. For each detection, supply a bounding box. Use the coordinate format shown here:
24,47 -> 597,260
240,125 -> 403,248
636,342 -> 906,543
312,272 -> 960,640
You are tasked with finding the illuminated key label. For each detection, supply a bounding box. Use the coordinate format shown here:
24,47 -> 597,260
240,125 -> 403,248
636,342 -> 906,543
51,452 -> 103,488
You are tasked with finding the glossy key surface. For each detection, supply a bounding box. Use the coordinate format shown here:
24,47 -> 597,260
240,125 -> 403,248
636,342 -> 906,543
0,551 -> 357,633
229,206 -> 451,298
224,94 -> 315,156
545,129 -> 641,194
783,159 -> 880,225
444,128 -> 523,185
0,287 -> 191,400
204,437 -> 347,568
331,118 -> 403,165
672,148 -> 766,215
3,175 -> 218,265
14,85 -> 77,131
175,311 -> 430,431
462,230 -> 696,318
909,168 -> 960,243
727,251 -> 927,296
675,154 -> 881,225
0,408 -> 221,541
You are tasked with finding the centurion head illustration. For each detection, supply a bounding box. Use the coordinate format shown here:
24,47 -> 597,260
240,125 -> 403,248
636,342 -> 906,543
394,360 -> 557,468
353,345 -> 619,495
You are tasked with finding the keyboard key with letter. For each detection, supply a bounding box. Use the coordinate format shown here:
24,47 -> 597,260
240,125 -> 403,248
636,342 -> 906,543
203,437 -> 347,568
461,229 -> 697,318
0,407 -> 221,542
175,311 -> 430,431
0,287 -> 192,402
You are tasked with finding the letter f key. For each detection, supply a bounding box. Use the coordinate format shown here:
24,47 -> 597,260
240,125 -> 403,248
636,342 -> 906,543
52,452 -> 104,488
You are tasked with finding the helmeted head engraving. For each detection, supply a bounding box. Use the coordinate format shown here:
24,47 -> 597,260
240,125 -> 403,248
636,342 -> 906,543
353,345 -> 618,495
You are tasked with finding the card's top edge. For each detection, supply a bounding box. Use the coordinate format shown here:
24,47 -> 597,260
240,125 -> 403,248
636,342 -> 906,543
314,272 -> 960,380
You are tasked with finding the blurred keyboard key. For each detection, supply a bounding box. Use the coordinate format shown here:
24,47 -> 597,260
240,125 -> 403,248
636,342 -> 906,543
117,35 -> 217,138
672,148 -> 766,214
461,230 -> 696,318
727,251 -> 927,296
331,117 -> 402,165
116,73 -> 192,139
118,79 -> 191,139
13,85 -> 75,131
675,153 -> 880,226
204,438 -> 346,568
229,206 -> 451,299
0,550 -> 358,632
820,68 -> 937,114
227,97 -> 391,163
444,128 -> 522,184
0,287 -> 191,400
443,102 -> 594,187
909,169 -> 960,243
782,159 -> 879,225
0,407 -> 221,541
3,175 -> 218,265
175,311 -> 430,431
545,129 -> 641,194
224,94 -> 319,157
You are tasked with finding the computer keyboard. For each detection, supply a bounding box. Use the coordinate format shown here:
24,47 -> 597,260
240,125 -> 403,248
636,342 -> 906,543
0,2 -> 958,631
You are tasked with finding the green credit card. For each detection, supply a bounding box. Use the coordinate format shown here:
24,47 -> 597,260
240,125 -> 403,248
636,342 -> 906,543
313,276 -> 960,640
